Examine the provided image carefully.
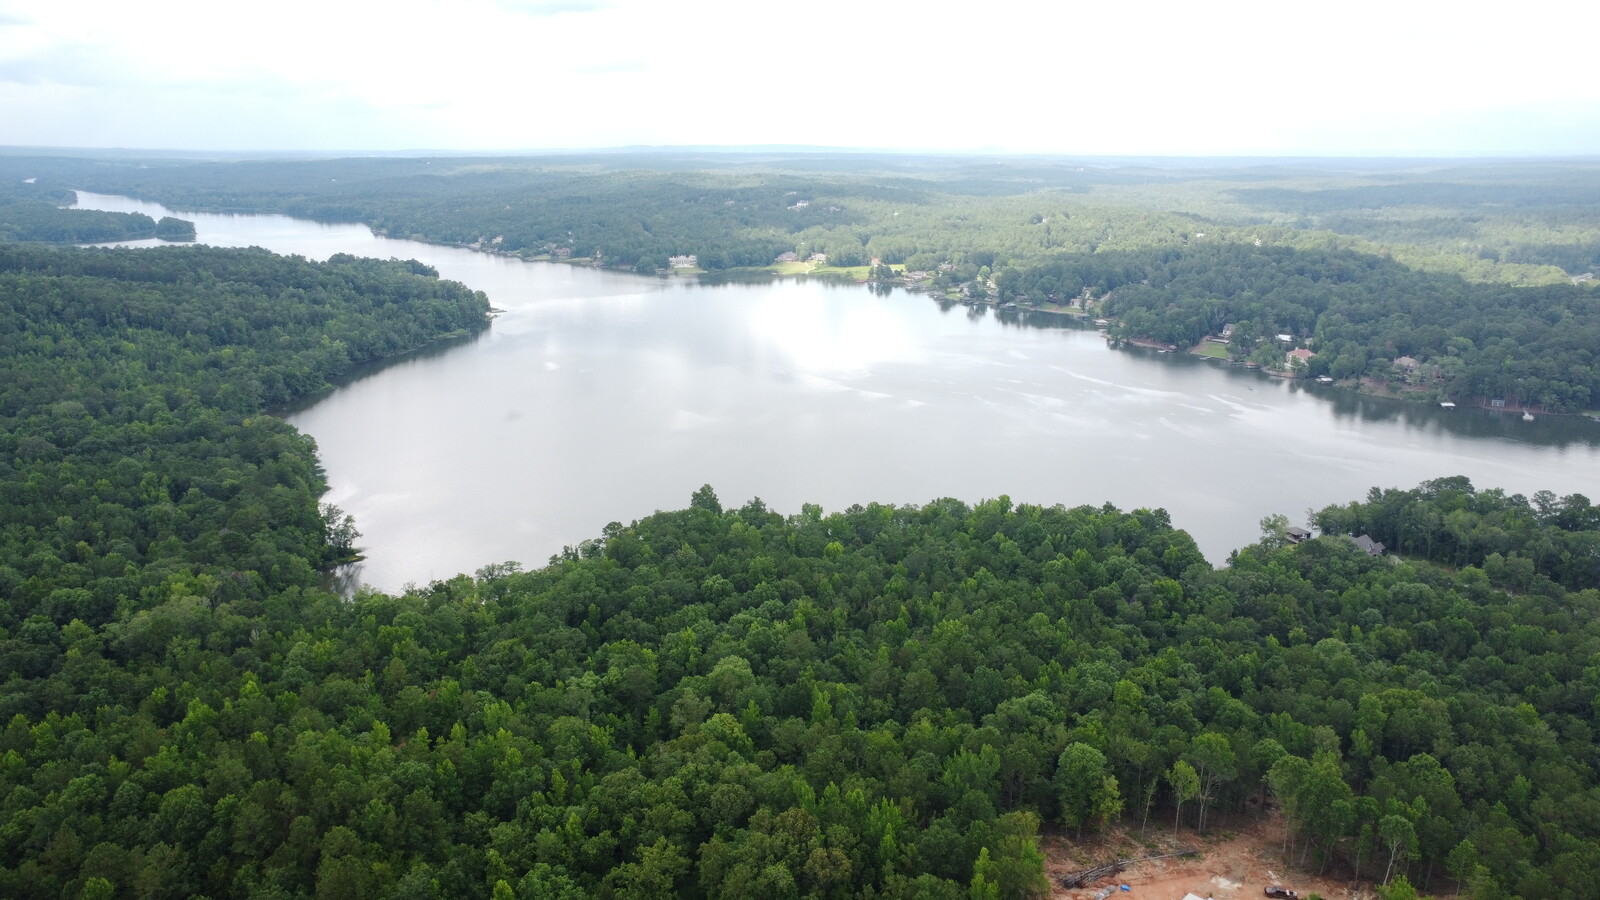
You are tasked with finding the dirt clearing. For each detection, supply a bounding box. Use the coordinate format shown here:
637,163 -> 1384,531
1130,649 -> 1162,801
1043,813 -> 1372,900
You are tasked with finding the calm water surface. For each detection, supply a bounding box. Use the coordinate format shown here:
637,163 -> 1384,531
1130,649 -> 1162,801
76,192 -> 1600,591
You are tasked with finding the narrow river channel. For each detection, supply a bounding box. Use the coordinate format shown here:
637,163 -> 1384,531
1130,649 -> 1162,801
76,192 -> 1600,592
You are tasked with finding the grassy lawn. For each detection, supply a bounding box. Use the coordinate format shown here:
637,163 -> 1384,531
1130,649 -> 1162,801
1033,303 -> 1087,316
810,264 -> 874,279
767,261 -> 877,279
1191,341 -> 1230,359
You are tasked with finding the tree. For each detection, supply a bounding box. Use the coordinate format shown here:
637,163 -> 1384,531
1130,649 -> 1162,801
691,484 -> 723,514
1297,753 -> 1355,870
605,838 -> 690,899
1446,838 -> 1478,895
1251,738 -> 1287,803
1055,743 -> 1122,837
978,812 -> 1051,899
1167,761 -> 1200,838
1185,733 -> 1237,834
968,848 -> 1000,900
1375,874 -> 1420,900
1266,755 -> 1311,855
1379,814 -> 1417,885
1258,513 -> 1292,550
322,503 -> 361,560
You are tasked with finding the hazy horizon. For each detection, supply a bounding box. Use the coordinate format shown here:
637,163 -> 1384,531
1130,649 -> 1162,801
6,144 -> 1600,166
4,0 -> 1598,158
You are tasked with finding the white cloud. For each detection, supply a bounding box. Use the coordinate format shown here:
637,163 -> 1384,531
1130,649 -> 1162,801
1,0 -> 1596,154
490,0 -> 613,15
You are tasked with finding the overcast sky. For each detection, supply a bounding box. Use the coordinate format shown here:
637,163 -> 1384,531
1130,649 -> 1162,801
2,0 -> 1596,157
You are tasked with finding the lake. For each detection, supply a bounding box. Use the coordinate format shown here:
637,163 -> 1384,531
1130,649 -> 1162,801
75,192 -> 1600,592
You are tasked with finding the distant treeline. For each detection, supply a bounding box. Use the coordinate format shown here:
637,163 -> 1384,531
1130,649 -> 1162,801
0,180 -> 195,243
11,153 -> 1595,280
5,154 -> 1596,411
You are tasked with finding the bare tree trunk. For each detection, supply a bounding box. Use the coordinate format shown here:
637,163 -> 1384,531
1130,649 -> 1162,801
1140,782 -> 1156,839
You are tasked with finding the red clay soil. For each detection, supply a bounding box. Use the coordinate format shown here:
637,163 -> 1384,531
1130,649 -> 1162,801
1042,811 -> 1380,900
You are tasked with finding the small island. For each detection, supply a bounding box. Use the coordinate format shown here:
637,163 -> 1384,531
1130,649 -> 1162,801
154,214 -> 197,241
0,184 -> 198,244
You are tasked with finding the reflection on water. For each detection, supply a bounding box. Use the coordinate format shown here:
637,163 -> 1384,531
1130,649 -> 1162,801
1316,384 -> 1598,446
74,191 -> 1600,592
278,326 -> 493,416
320,561 -> 368,598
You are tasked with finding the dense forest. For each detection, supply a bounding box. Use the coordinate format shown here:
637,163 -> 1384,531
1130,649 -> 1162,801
0,178 -> 194,244
1074,244 -> 1599,411
5,473 -> 1600,899
0,197 -> 195,245
1312,478 -> 1600,593
6,152 -> 1596,411
0,242 -> 489,631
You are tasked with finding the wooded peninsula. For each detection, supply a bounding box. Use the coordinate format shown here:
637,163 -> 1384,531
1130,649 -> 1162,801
1,152 -> 1598,900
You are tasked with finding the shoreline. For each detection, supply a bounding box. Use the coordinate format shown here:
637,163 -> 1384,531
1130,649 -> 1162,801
226,222 -> 1600,420
1108,336 -> 1600,418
